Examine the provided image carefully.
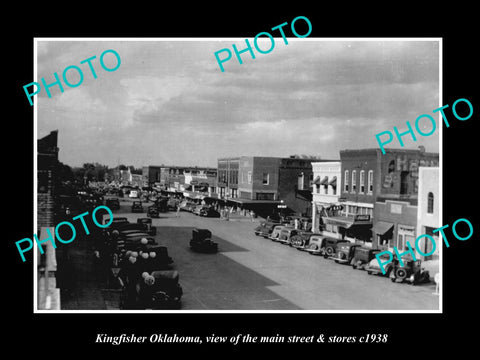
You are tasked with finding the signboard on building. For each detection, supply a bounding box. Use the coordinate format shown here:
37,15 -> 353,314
390,203 -> 403,214
354,214 -> 370,221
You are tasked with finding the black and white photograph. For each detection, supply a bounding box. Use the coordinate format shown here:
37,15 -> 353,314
33,38 -> 441,312
7,6 -> 479,354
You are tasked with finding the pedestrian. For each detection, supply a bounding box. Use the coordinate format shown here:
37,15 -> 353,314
294,218 -> 299,230
176,203 -> 181,217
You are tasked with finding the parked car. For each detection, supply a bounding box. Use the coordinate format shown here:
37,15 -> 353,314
131,201 -> 144,213
189,228 -> 218,253
390,256 -> 430,285
269,225 -> 289,241
133,270 -> 183,309
277,228 -> 300,246
137,217 -> 156,235
331,243 -> 362,264
365,252 -> 397,276
199,207 -> 220,217
254,221 -> 281,238
290,231 -> 315,250
155,197 -> 169,212
351,247 -> 381,270
167,197 -> 179,211
305,236 -> 349,256
139,245 -> 174,270
105,198 -> 120,210
192,204 -> 205,216
147,205 -> 160,218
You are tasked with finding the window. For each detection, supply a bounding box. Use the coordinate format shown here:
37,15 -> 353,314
368,170 -> 373,194
262,172 -> 269,185
352,170 -> 357,192
344,170 -> 349,192
360,170 -> 365,193
316,184 -> 320,193
247,171 -> 252,184
427,192 -> 434,214
298,172 -> 304,190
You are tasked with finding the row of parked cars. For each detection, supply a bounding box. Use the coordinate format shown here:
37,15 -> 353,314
254,221 -> 431,285
99,216 -> 183,310
179,201 -> 220,217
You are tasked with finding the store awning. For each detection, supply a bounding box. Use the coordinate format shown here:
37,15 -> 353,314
322,216 -> 355,228
372,221 -> 394,235
322,215 -> 372,228
313,176 -> 321,185
320,176 -> 329,185
328,176 -> 337,186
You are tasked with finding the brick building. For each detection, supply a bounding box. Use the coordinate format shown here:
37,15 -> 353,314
37,130 -> 61,310
37,130 -> 60,233
217,156 -> 316,217
335,147 -> 439,246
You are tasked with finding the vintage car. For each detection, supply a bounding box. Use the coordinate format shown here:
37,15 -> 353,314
105,198 -> 120,210
254,221 -> 281,238
331,243 -> 362,264
132,270 -> 183,310
167,197 -> 179,211
390,256 -> 430,285
366,252 -> 397,276
138,245 -> 174,270
269,225 -> 289,241
147,205 -> 160,218
290,231 -> 316,250
351,246 -> 381,270
305,236 -> 349,256
189,228 -> 218,253
199,207 -> 220,218
155,197 -> 169,212
277,228 -> 300,246
179,201 -> 196,212
131,201 -> 144,213
192,204 -> 204,216
137,217 -> 157,235
117,234 -> 157,252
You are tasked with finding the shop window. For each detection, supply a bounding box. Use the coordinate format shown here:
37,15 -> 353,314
427,192 -> 434,214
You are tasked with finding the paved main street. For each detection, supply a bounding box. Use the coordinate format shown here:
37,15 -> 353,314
77,198 -> 439,311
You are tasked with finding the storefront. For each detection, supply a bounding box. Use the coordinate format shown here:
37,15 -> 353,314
373,199 -> 418,252
321,214 -> 373,245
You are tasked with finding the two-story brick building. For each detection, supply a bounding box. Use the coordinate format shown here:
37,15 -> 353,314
216,156 -> 316,217
335,147 -> 439,247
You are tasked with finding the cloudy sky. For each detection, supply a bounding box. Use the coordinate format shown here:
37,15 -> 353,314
36,39 -> 440,168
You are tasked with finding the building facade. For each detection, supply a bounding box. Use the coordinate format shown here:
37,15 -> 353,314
371,148 -> 439,251
142,165 -> 161,186
217,156 -> 315,217
311,161 -> 342,234
337,147 -> 439,246
416,167 -> 440,260
217,157 -> 239,198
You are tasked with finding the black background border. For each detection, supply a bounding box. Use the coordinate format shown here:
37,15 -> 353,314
6,5 -> 478,354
